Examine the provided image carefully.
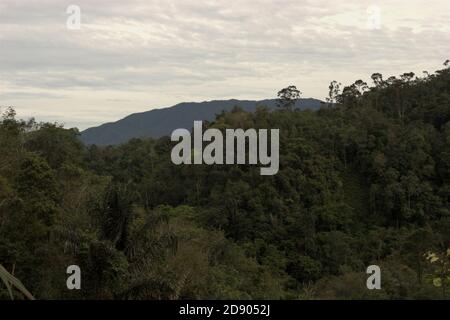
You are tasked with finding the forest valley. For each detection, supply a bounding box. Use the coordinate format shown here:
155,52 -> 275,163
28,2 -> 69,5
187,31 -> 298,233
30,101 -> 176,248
0,64 -> 449,300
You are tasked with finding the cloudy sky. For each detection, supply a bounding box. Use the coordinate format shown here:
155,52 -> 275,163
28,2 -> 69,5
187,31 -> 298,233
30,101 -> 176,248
1,0 -> 449,129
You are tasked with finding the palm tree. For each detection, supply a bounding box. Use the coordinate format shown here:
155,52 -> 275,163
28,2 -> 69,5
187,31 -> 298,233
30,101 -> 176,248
0,264 -> 35,300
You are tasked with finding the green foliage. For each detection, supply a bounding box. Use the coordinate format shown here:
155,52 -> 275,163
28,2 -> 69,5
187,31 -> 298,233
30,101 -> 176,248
1,65 -> 450,299
424,248 -> 450,299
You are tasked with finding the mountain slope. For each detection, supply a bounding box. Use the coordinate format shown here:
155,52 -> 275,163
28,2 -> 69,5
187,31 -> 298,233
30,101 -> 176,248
80,98 -> 324,145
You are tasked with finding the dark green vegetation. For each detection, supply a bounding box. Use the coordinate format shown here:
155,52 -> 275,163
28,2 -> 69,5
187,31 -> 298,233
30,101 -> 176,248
1,65 -> 450,300
80,98 -> 323,146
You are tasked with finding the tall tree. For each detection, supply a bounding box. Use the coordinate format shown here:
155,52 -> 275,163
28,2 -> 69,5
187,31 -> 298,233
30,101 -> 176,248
277,85 -> 301,111
326,81 -> 341,107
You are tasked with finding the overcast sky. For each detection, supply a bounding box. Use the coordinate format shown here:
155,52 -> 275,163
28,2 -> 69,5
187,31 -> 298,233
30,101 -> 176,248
1,0 -> 449,130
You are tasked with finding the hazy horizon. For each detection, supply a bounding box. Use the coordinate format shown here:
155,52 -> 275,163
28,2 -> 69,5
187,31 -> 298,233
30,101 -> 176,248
1,0 -> 449,129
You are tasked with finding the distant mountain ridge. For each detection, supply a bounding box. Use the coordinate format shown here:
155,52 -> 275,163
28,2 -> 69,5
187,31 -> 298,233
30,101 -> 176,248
80,98 -> 324,146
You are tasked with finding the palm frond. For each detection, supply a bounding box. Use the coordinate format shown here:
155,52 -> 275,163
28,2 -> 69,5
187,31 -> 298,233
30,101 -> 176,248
0,264 -> 35,300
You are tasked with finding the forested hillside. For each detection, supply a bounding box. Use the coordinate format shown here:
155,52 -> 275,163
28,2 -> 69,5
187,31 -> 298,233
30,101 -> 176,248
80,98 -> 323,146
1,65 -> 449,299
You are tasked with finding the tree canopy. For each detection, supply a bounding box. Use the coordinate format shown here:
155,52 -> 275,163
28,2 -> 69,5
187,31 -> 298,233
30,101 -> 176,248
1,64 -> 449,299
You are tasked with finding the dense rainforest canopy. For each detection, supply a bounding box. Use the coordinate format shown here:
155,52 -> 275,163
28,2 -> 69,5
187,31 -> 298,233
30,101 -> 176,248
0,65 -> 449,299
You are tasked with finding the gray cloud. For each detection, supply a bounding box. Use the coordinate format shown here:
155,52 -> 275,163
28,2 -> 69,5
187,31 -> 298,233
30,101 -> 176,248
1,0 -> 449,129
0,91 -> 66,100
